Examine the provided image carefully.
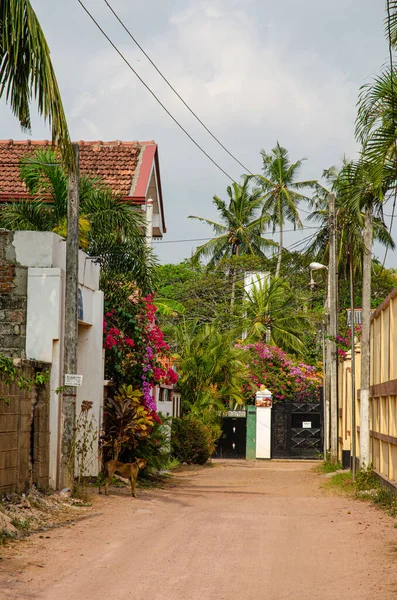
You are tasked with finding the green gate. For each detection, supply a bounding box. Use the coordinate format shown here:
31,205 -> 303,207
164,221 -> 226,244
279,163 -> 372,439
246,405 -> 256,460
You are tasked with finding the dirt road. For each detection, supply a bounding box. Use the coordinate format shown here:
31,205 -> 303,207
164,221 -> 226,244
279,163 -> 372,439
1,461 -> 397,599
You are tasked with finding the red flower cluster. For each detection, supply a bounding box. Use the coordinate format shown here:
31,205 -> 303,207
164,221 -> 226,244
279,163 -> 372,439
149,410 -> 162,425
148,325 -> 170,352
103,320 -> 135,351
165,368 -> 178,385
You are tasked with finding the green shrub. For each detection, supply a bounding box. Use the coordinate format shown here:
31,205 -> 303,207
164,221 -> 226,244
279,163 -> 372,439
355,466 -> 378,491
118,416 -> 171,475
171,414 -> 221,465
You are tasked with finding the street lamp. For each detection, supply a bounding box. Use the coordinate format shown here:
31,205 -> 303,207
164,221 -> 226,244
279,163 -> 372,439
308,261 -> 330,458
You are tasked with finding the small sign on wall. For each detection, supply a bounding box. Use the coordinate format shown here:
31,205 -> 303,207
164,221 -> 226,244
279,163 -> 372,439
256,398 -> 272,408
302,421 -> 312,429
64,374 -> 83,387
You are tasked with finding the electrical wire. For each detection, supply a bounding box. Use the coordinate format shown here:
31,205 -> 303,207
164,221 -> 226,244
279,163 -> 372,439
104,0 -> 253,175
152,226 -> 319,244
77,0 -> 236,182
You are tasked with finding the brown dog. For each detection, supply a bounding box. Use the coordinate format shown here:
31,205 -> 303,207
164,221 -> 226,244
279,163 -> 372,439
99,458 -> 147,497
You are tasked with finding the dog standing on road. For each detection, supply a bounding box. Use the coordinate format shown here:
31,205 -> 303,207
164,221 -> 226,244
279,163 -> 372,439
99,458 -> 147,497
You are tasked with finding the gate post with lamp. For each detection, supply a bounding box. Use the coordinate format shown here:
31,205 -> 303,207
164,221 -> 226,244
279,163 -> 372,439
255,386 -> 272,459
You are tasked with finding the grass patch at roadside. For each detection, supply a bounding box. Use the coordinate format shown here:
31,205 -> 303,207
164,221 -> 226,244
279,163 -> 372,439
324,471 -> 354,494
324,466 -> 397,518
315,459 -> 343,474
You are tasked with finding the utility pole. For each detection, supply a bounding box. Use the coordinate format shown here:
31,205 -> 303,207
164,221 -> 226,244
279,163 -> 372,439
328,193 -> 338,462
59,143 -> 80,489
360,208 -> 373,467
349,252 -> 356,479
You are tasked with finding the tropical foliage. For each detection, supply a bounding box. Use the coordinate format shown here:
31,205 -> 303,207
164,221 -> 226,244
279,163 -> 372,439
241,275 -> 313,355
239,344 -> 323,404
189,177 -> 273,266
253,142 -> 316,277
0,0 -> 71,164
171,414 -> 221,465
175,322 -> 250,412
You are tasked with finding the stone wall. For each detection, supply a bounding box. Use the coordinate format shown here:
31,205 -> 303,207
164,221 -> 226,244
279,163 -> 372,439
0,361 -> 50,494
0,231 -> 27,358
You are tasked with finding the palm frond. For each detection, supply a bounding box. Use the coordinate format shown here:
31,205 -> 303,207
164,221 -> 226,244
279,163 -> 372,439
0,200 -> 53,231
0,0 -> 72,166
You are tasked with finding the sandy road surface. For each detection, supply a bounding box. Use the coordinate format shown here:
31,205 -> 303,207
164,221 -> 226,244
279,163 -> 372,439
1,461 -> 397,600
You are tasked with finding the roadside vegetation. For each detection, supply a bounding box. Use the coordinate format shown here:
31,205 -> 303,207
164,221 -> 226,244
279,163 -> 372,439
324,467 -> 397,520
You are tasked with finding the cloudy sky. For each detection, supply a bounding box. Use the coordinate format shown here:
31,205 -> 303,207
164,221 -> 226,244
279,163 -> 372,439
1,0 -> 395,266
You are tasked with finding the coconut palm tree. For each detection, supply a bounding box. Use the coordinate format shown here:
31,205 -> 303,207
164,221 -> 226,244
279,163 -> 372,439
253,142 -> 316,277
307,160 -> 394,278
189,177 -> 274,306
241,275 -> 312,356
0,0 -> 71,163
189,177 -> 273,264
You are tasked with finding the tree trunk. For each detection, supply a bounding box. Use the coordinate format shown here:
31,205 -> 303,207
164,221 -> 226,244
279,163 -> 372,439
230,243 -> 239,309
360,208 -> 373,468
275,200 -> 283,278
59,143 -> 80,489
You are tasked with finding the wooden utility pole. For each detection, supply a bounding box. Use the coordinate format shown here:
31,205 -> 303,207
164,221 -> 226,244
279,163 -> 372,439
59,143 -> 80,489
349,252 -> 357,479
328,193 -> 338,462
360,208 -> 373,467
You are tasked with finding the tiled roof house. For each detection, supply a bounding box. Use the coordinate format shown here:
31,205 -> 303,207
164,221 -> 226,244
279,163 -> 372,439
0,139 -> 166,238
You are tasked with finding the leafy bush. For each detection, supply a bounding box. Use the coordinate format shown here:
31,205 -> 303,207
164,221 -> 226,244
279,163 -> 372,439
102,385 -> 157,458
171,414 -> 221,465
133,417 -> 171,473
239,343 -> 322,403
354,466 -> 378,491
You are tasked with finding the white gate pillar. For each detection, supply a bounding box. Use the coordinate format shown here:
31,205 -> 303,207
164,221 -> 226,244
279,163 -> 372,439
255,386 -> 272,459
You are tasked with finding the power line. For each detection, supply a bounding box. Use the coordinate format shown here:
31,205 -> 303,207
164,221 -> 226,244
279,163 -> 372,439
104,0 -> 253,175
152,226 -> 319,244
77,0 -> 236,182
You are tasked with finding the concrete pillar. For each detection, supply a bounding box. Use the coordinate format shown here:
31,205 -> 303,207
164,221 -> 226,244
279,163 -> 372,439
255,387 -> 272,459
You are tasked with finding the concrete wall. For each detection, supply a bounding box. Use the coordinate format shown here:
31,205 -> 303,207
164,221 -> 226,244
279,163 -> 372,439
0,361 -> 50,494
4,232 -> 105,487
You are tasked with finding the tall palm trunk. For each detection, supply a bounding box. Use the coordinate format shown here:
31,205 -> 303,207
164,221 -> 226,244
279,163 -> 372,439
275,198 -> 283,278
360,207 -> 373,467
230,243 -> 239,309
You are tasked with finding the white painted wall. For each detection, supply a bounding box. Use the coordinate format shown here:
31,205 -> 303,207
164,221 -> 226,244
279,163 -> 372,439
12,232 -> 104,488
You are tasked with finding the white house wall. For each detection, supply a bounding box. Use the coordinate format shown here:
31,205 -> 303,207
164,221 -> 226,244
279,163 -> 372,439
77,290 -> 104,477
12,231 -> 104,488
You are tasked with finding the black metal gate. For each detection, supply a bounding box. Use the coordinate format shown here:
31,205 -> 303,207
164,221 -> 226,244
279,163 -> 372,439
214,415 -> 247,459
271,402 -> 323,459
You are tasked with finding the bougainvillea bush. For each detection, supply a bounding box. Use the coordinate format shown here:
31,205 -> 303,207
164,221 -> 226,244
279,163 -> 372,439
238,343 -> 322,403
103,291 -> 177,411
102,280 -> 177,467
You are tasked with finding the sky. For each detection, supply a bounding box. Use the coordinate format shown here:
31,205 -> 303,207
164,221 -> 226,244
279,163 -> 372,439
1,0 -> 395,267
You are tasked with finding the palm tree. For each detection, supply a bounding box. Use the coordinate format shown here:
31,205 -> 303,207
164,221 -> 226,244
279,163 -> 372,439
175,322 -> 250,411
0,0 -> 71,164
189,177 -> 273,264
307,160 -> 394,278
253,142 -> 316,277
355,50 -> 397,466
241,275 -> 312,356
189,177 -> 273,306
0,148 -> 155,290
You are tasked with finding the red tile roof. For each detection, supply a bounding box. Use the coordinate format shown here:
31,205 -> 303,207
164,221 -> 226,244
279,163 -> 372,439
0,139 -> 155,198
